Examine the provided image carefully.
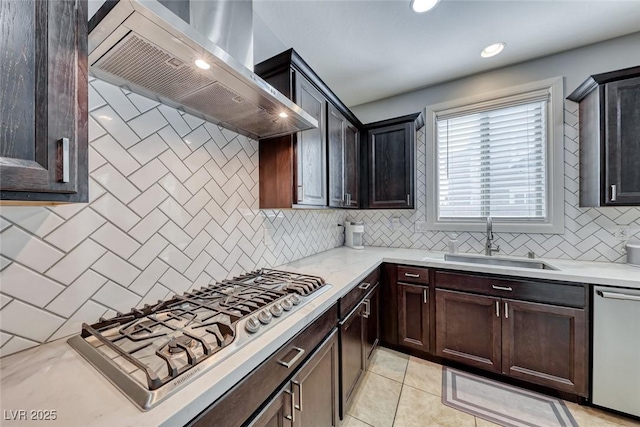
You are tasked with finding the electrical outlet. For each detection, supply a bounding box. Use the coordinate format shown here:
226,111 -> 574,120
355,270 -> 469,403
263,228 -> 273,246
415,221 -> 428,233
614,226 -> 630,241
390,217 -> 401,230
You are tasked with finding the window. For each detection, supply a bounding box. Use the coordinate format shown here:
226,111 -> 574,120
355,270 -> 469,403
426,78 -> 564,233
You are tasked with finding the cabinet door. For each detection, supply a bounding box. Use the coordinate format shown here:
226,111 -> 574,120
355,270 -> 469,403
435,289 -> 502,373
364,285 -> 380,364
247,385 -> 294,427
339,304 -> 365,418
0,0 -> 88,201
344,122 -> 359,208
398,283 -> 429,352
502,299 -> 587,395
367,123 -> 413,209
328,106 -> 346,207
294,73 -> 327,206
293,330 -> 339,427
605,76 -> 640,205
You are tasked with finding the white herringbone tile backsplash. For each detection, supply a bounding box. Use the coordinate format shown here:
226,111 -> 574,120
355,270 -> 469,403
0,79 -> 347,357
2,83 -> 639,358
349,100 -> 640,262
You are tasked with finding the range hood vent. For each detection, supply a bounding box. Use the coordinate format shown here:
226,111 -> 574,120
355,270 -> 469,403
88,0 -> 317,140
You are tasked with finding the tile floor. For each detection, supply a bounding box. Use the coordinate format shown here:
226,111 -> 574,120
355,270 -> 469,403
341,347 -> 640,427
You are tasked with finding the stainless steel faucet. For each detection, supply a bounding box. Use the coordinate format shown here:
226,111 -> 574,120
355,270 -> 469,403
485,217 -> 500,256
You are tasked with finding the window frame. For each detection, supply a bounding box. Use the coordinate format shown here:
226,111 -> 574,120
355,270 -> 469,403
425,77 -> 565,234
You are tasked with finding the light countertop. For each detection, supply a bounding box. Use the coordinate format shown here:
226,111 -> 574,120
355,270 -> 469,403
1,247 -> 638,427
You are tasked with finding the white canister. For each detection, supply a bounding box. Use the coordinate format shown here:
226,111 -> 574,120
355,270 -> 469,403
626,241 -> 640,267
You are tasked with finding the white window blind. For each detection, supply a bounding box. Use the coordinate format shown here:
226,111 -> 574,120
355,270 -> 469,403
436,98 -> 548,221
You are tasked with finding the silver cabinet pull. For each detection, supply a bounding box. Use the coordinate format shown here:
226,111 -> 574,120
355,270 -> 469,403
362,299 -> 371,318
407,194 -> 410,205
284,388 -> 295,422
58,138 -> 70,183
359,282 -> 371,290
597,290 -> 640,302
423,289 -> 428,304
292,380 -> 302,412
492,285 -> 513,292
611,185 -> 617,202
495,301 -> 500,317
504,302 -> 509,319
278,347 -> 305,368
405,273 -> 420,278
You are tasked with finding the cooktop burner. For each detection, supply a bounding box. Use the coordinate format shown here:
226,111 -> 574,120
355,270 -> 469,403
67,269 -> 329,410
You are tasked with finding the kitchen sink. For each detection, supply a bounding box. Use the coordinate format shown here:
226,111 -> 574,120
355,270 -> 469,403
442,254 -> 559,270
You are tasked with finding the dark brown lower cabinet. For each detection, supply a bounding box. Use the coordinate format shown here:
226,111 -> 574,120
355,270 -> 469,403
250,329 -> 339,427
398,282 -> 430,353
248,384 -> 293,427
435,287 -> 588,396
435,289 -> 502,373
339,303 -> 365,417
364,285 -> 380,364
502,299 -> 587,395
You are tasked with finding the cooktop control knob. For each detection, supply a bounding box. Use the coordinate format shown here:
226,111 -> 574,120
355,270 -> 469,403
289,294 -> 301,306
245,317 -> 260,333
281,299 -> 293,311
258,310 -> 273,324
270,303 -> 284,317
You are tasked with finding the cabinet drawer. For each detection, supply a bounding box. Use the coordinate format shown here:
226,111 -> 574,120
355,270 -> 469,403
434,271 -> 585,308
397,266 -> 429,285
188,304 -> 338,427
340,268 -> 379,319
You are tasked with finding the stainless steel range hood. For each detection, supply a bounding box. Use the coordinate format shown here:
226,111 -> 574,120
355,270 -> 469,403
88,0 -> 317,140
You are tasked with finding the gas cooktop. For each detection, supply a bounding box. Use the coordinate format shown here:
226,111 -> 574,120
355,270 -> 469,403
68,269 -> 330,410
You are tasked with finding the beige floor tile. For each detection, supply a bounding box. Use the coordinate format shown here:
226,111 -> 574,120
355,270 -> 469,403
341,415 -> 373,427
402,356 -> 443,397
393,384 -> 475,427
367,347 -> 409,383
474,417 -> 502,426
565,402 -> 640,427
347,371 -> 402,427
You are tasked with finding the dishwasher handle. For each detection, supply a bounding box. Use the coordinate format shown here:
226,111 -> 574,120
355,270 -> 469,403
596,290 -> 640,302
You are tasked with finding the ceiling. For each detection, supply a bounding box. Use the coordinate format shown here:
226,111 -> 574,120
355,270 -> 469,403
253,0 -> 640,107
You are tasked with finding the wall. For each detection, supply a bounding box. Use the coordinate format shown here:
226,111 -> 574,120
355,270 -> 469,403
0,78 -> 346,357
349,100 -> 640,262
351,32 -> 640,123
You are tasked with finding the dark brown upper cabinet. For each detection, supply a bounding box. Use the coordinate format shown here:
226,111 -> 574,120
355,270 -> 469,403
328,104 -> 359,208
361,113 -> 423,209
256,49 -> 363,209
1,0 -> 88,203
568,66 -> 640,206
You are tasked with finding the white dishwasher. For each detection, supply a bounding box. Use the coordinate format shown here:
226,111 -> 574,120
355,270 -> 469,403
592,286 -> 640,418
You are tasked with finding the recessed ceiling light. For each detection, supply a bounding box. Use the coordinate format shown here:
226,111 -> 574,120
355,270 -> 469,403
411,0 -> 440,13
481,42 -> 506,58
278,112 -> 288,118
194,59 -> 211,70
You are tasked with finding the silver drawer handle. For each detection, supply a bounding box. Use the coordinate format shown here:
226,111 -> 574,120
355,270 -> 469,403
492,285 -> 513,292
597,290 -> 640,302
278,347 -> 305,368
292,380 -> 302,411
284,389 -> 295,422
404,273 -> 420,278
359,282 -> 371,290
362,299 -> 371,318
611,185 -> 617,202
423,289 -> 428,304
58,138 -> 70,183
495,301 -> 500,317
